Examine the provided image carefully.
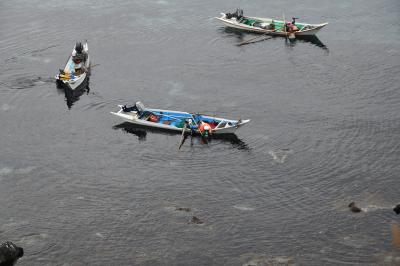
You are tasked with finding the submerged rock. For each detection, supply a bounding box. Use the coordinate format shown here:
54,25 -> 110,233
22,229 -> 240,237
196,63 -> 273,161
189,216 -> 204,224
393,204 -> 400,215
0,241 -> 23,266
348,202 -> 362,213
175,207 -> 191,212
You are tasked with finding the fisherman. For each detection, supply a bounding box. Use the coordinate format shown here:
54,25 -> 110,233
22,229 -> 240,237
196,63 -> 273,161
198,121 -> 212,137
184,118 -> 196,135
286,18 -> 299,32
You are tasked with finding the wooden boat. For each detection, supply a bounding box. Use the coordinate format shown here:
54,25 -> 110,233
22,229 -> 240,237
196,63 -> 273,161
111,102 -> 250,135
215,10 -> 328,37
55,41 -> 90,90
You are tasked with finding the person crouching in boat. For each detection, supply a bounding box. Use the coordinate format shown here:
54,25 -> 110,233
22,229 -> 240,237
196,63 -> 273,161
74,62 -> 86,76
198,121 -> 212,137
285,21 -> 299,33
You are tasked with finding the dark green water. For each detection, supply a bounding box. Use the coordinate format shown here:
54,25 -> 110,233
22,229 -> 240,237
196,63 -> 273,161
1,0 -> 400,265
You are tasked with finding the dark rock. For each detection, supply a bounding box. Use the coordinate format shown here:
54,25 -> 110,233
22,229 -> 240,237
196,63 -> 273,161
394,204 -> 400,215
0,241 -> 23,266
176,207 -> 191,212
190,216 -> 204,224
348,202 -> 362,213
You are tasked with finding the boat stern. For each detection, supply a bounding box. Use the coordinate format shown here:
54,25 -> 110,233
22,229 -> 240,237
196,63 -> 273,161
110,105 -> 138,121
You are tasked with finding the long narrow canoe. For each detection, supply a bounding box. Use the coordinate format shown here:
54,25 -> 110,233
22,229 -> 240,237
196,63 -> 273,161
215,12 -> 328,36
111,102 -> 250,135
55,41 -> 90,90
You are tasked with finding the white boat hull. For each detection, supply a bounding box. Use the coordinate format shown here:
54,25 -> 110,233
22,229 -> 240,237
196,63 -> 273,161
111,106 -> 250,135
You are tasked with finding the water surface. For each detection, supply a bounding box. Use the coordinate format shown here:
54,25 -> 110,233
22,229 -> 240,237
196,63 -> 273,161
1,0 -> 400,265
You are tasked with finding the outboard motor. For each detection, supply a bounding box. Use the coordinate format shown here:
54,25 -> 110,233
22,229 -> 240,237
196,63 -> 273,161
75,42 -> 83,54
135,101 -> 145,113
236,9 -> 243,19
226,8 -> 243,19
225,11 -> 234,19
122,102 -> 142,113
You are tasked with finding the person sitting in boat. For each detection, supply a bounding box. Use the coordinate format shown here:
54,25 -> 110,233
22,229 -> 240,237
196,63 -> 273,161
198,121 -> 212,137
74,63 -> 85,76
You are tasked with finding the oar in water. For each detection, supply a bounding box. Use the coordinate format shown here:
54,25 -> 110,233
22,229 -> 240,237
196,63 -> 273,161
178,120 -> 188,150
237,35 -> 272,46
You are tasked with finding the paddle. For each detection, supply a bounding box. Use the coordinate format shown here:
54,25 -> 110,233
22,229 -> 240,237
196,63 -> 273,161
237,35 -> 272,46
282,12 -> 287,39
178,120 -> 188,150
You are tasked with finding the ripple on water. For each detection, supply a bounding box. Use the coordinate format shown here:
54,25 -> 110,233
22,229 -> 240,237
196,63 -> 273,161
268,149 -> 293,164
240,253 -> 294,266
0,166 -> 37,176
1,74 -> 54,91
0,220 -> 55,257
233,205 -> 255,211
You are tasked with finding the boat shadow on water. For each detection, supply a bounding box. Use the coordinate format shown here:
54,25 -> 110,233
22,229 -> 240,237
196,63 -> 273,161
112,122 -> 250,150
287,35 -> 328,51
219,27 -> 328,50
56,78 -> 90,109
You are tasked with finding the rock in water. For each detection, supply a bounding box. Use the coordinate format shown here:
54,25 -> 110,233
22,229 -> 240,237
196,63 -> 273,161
190,216 -> 204,224
0,241 -> 24,266
176,207 -> 191,212
393,204 -> 400,215
348,202 -> 362,213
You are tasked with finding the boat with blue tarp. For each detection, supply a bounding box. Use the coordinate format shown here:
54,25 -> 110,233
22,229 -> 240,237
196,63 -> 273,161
111,102 -> 250,135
